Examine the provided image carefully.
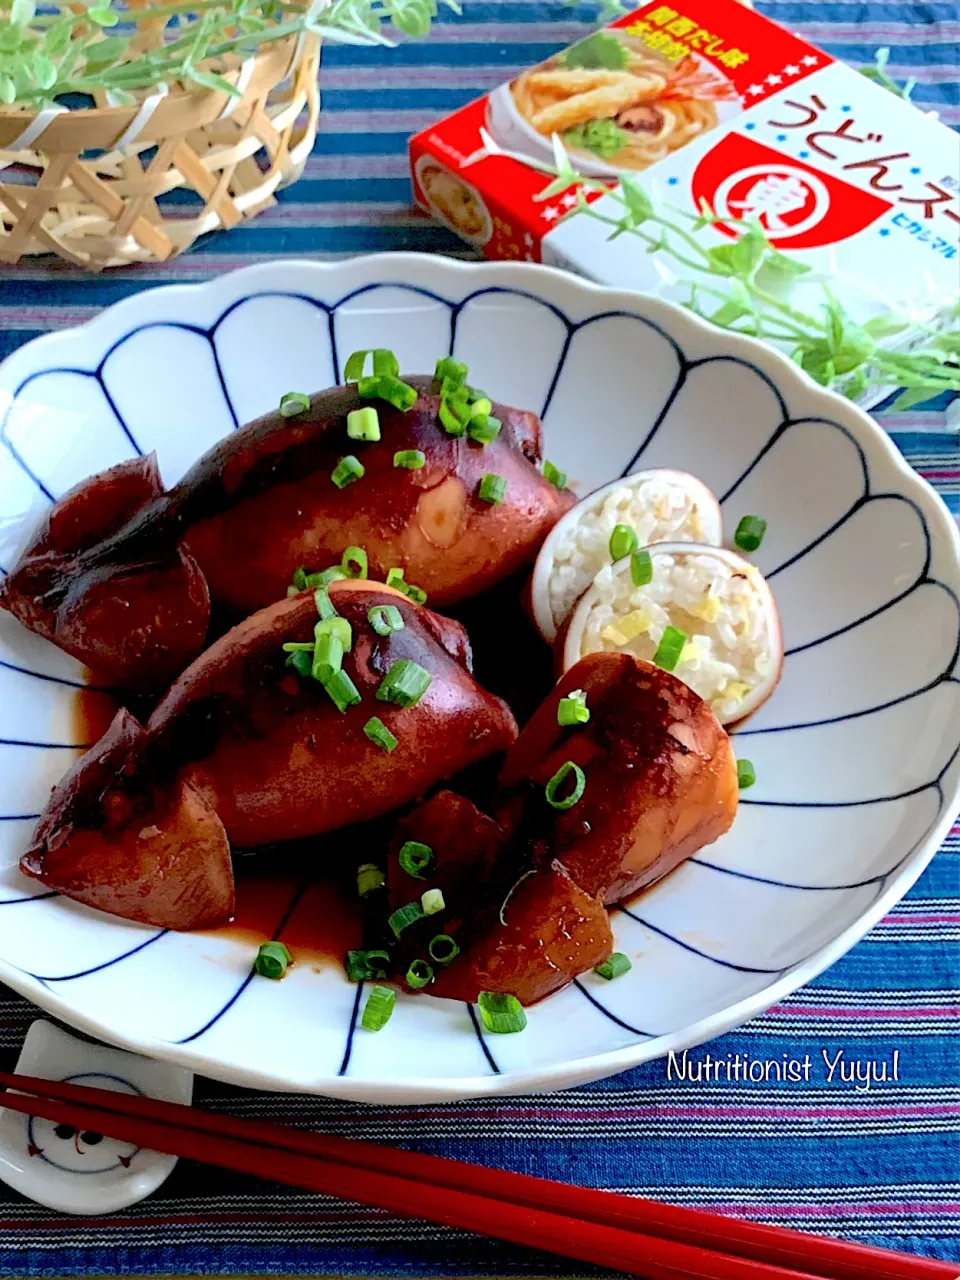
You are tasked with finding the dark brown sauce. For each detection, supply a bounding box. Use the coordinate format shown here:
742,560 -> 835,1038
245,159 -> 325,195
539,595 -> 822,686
217,863 -> 364,969
72,686 -> 121,748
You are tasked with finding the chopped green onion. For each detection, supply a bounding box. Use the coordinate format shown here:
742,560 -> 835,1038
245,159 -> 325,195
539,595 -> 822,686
557,689 -> 590,726
428,933 -> 460,965
609,524 -> 638,562
315,615 -> 352,649
405,583 -> 427,606
421,887 -> 445,916
377,659 -> 431,708
346,406 -> 381,442
385,567 -> 406,592
594,952 -> 632,981
357,863 -> 385,897
292,567 -> 309,591
405,959 -> 434,990
331,455 -> 364,489
737,759 -> 756,790
734,515 -> 767,552
341,545 -> 368,579
381,375 -> 418,411
439,398 -> 467,436
359,374 -> 418,412
373,349 -> 399,378
543,460 -> 567,491
469,396 -> 492,421
364,716 -> 398,752
467,415 -> 501,445
254,940 -> 291,980
324,668 -> 362,713
631,549 -> 653,587
368,604 -> 404,636
399,840 -> 433,879
344,349 -> 399,382
345,948 -> 390,981
361,984 -> 396,1031
285,649 -> 313,678
435,356 -> 468,388
653,625 -> 686,672
394,449 -> 426,469
287,586 -> 299,598
388,901 -> 423,938
307,566 -> 347,589
314,587 -> 337,620
312,631 -> 343,685
545,760 -> 586,811
279,391 -> 310,417
478,473 -> 507,505
477,991 -> 527,1034
344,350 -> 369,382
282,641 -> 314,651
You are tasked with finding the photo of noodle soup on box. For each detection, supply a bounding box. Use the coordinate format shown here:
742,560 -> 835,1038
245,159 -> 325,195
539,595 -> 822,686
415,155 -> 493,244
489,30 -> 740,177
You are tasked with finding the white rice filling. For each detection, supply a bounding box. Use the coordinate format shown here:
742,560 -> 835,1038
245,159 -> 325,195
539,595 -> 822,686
579,552 -> 774,722
548,478 -> 712,630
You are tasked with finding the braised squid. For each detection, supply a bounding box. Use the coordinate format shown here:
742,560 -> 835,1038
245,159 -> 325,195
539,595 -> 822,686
1,372 -> 572,687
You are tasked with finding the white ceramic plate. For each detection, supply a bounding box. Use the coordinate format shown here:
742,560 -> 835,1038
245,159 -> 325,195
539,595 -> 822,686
0,254 -> 958,1103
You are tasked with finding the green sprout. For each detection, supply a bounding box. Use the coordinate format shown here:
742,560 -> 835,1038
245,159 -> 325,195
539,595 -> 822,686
531,135 -> 959,409
0,0 -> 459,109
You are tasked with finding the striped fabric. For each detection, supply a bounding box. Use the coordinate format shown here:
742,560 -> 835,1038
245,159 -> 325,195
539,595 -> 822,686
0,0 -> 958,1271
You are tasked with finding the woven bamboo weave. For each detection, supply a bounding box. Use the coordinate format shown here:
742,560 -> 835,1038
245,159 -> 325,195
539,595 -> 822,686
0,31 -> 320,270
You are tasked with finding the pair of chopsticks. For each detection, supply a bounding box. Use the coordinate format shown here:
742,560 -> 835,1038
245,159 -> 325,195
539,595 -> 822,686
0,1071 -> 956,1280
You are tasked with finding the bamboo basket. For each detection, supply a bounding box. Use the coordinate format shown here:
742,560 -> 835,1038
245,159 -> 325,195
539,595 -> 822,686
0,32 -> 320,270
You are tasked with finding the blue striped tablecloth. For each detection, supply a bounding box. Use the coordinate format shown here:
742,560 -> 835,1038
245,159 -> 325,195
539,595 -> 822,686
0,1 -> 957,1272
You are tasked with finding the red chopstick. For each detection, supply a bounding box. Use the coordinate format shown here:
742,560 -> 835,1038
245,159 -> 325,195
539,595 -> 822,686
1,1072 -> 955,1280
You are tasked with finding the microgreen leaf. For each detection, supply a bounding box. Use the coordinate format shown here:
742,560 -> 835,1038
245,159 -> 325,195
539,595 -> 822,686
10,0 -> 36,28
89,7 -> 120,27
860,46 -> 916,99
889,385 -> 937,410
798,344 -> 836,386
186,66 -> 242,96
619,173 -> 653,226
0,0 -> 457,109
758,246 -> 811,280
863,313 -> 912,339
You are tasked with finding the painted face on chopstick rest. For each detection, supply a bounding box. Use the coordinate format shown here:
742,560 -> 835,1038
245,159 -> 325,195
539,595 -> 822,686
496,651 -> 739,906
0,376 -> 573,688
20,583 -> 518,932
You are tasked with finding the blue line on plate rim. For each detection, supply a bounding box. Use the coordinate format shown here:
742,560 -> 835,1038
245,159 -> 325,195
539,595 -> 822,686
619,907 -> 788,975
21,927 -> 169,983
338,979 -> 365,1076
174,876 -> 312,1045
0,890 -> 58,905
467,1001 -> 500,1075
572,978 -> 655,1037
0,657 -> 118,693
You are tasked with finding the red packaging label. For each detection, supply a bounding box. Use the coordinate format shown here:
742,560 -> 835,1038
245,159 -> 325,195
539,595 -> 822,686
690,132 -> 895,249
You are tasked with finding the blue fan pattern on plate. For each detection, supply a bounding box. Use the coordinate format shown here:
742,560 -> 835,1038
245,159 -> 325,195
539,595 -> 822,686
0,258 -> 957,1098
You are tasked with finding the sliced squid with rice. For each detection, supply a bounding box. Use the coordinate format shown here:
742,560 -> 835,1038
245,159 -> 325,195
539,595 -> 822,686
562,543 -> 782,726
531,469 -> 723,643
